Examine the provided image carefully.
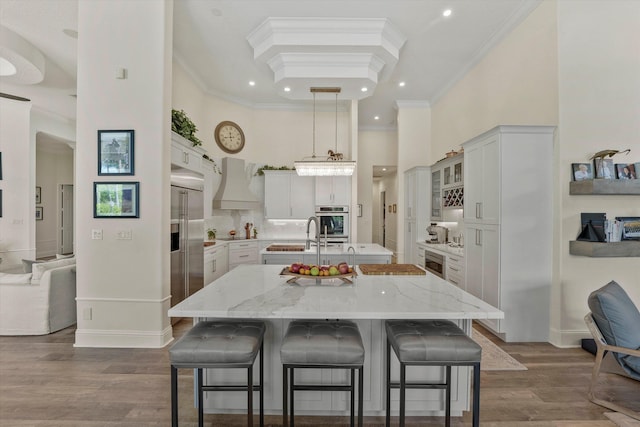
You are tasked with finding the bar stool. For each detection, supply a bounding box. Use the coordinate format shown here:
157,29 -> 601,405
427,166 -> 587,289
385,319 -> 482,427
169,320 -> 266,427
280,320 -> 365,427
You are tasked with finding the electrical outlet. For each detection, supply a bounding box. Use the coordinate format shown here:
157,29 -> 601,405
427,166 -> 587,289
117,230 -> 132,240
92,229 -> 103,240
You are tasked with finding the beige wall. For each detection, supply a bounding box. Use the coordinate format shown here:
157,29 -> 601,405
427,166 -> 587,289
431,0 -> 640,346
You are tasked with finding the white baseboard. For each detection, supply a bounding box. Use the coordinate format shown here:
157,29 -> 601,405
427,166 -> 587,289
549,326 -> 589,348
74,325 -> 174,348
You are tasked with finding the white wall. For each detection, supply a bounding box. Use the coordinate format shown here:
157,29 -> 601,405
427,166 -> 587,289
555,0 -> 640,345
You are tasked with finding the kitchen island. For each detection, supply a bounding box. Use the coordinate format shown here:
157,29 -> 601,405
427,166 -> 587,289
168,264 -> 503,418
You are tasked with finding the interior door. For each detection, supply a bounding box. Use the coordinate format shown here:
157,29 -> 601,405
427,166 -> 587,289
60,184 -> 74,254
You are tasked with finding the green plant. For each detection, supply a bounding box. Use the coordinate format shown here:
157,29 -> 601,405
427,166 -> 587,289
255,165 -> 295,176
171,109 -> 202,147
206,228 -> 216,240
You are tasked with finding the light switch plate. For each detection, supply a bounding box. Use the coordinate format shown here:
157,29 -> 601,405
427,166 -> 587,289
92,229 -> 103,240
117,230 -> 132,240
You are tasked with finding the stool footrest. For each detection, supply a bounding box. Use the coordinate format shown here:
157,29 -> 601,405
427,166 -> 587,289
202,384 -> 262,392
293,384 -> 355,392
388,381 -> 447,390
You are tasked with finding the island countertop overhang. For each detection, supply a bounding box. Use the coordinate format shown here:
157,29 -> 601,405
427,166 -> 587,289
168,264 -> 503,321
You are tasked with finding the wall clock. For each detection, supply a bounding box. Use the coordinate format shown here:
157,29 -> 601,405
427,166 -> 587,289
214,121 -> 245,154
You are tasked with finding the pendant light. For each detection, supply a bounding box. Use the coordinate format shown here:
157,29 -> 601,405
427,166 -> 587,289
294,87 -> 356,176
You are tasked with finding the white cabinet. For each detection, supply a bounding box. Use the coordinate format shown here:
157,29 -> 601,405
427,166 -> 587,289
264,171 -> 315,219
315,176 -> 351,206
446,252 -> 465,289
228,240 -> 259,271
171,132 -> 205,174
202,160 -> 222,218
204,244 -> 228,286
404,166 -> 429,264
431,154 -> 464,219
463,125 -> 555,342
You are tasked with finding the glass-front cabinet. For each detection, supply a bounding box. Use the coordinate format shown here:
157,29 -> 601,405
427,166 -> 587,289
431,169 -> 441,220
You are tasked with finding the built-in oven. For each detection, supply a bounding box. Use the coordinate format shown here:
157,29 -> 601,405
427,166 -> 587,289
315,206 -> 349,243
424,249 -> 445,279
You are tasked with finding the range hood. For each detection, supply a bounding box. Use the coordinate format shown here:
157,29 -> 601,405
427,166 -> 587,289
212,157 -> 261,210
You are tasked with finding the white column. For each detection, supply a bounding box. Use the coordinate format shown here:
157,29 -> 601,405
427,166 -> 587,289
74,0 -> 173,347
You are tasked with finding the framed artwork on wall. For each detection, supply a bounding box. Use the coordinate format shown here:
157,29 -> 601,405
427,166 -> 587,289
93,182 -> 139,218
98,130 -> 134,175
35,206 -> 43,221
35,186 -> 41,204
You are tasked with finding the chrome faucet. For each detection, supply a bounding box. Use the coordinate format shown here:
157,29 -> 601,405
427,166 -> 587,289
306,216 -> 321,266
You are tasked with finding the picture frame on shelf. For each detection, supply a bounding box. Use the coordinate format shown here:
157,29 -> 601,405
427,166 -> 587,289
35,186 -> 41,204
616,217 -> 640,240
35,206 -> 43,221
572,163 -> 593,181
98,130 -> 134,176
615,163 -> 637,180
392,203 -> 397,213
93,182 -> 139,218
593,158 -> 614,179
0,152 -> 3,180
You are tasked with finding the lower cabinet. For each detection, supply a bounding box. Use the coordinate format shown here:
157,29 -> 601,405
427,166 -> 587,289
228,241 -> 259,271
204,245 -> 228,286
445,253 -> 465,289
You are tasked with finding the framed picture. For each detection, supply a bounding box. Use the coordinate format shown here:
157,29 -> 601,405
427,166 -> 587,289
615,163 -> 637,180
0,152 -> 3,180
593,158 -> 614,179
35,186 -> 41,204
35,206 -> 43,221
93,182 -> 139,218
98,130 -> 134,175
572,163 -> 593,181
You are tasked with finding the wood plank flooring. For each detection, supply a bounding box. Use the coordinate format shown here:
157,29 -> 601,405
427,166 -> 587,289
1,320 -> 638,426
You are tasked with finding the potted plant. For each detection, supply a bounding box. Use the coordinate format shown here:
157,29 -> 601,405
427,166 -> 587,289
171,109 -> 202,147
206,228 -> 216,241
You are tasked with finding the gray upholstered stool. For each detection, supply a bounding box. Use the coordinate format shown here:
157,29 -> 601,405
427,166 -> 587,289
385,319 -> 482,427
281,320 -> 365,427
170,320 -> 266,427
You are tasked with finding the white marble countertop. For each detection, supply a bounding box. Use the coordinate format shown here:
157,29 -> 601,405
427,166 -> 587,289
418,242 -> 465,257
168,264 -> 502,320
260,242 -> 393,256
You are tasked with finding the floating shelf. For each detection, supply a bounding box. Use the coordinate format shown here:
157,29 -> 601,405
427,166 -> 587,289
569,180 -> 640,195
569,240 -> 640,257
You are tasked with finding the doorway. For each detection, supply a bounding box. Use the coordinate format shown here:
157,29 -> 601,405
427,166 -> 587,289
60,184 -> 74,255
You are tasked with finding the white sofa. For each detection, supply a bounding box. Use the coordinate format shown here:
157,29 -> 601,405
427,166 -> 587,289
0,257 -> 76,335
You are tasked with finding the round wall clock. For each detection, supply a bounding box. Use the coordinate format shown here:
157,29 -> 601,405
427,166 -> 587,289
214,121 -> 245,154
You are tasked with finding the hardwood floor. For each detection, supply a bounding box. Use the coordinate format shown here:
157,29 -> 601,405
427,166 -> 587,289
1,320 -> 638,426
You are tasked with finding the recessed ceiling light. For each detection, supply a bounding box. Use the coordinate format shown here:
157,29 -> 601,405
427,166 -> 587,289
374,116 -> 379,120
382,168 -> 387,171
249,81 -> 255,86
443,9 -> 452,17
361,87 -> 368,92
284,87 -> 291,92
398,81 -> 406,87
63,29 -> 78,39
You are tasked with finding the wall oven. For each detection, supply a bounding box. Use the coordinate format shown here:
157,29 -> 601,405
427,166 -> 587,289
315,206 -> 349,243
424,249 -> 445,279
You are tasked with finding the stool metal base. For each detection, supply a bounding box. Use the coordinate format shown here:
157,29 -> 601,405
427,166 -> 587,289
385,340 -> 480,427
282,364 -> 363,427
171,340 -> 264,427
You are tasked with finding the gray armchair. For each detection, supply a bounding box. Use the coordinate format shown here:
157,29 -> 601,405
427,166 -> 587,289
585,280 -> 640,420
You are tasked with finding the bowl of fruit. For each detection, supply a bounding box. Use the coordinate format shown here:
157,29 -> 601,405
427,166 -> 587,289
281,262 -> 356,285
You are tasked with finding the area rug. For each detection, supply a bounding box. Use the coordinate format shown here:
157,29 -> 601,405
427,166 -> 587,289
472,327 -> 527,371
605,412 -> 640,427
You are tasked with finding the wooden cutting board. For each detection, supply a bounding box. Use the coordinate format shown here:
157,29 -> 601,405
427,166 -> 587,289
266,244 -> 306,252
358,264 -> 426,275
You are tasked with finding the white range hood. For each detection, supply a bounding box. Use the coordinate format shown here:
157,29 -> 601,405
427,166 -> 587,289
212,157 -> 261,210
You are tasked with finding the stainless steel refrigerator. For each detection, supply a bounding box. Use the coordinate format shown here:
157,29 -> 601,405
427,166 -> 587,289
170,166 -> 204,310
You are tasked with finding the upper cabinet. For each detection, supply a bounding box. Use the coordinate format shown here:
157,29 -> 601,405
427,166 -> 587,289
171,132 -> 205,174
430,153 -> 463,220
264,171 -> 315,219
463,136 -> 499,224
315,176 -> 351,206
